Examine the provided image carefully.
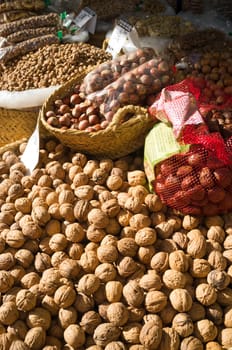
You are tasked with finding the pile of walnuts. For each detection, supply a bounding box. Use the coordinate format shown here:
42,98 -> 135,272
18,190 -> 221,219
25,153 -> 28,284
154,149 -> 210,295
0,137 -> 231,349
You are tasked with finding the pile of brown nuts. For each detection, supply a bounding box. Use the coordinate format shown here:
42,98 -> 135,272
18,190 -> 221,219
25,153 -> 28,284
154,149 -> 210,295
0,42 -> 111,91
0,137 -> 231,349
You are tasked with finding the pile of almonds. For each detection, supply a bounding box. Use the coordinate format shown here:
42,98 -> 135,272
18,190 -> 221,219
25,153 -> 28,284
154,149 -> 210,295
0,42 -> 111,91
0,137 -> 231,349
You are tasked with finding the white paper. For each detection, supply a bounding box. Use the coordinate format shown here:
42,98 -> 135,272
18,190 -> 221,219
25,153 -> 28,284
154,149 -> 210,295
20,121 -> 40,174
74,7 -> 97,34
106,19 -> 132,58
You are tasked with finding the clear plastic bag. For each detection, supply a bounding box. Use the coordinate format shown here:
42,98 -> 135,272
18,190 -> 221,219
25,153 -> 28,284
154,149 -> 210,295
86,55 -> 174,121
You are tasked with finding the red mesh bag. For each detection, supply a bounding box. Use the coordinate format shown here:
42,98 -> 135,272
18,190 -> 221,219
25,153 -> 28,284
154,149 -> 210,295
149,78 -> 232,216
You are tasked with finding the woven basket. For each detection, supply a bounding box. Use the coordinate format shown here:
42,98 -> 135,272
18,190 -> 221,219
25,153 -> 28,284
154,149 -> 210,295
40,74 -> 154,159
0,107 -> 47,148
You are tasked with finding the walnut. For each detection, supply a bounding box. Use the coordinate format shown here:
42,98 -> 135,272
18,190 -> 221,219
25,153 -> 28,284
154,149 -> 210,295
67,243 -> 84,260
162,269 -> 186,289
41,295 -> 59,317
0,252 -> 15,270
80,310 -> 101,334
75,293 -> 94,313
54,285 -> 76,308
95,263 -> 117,283
217,288 -> 232,306
65,222 -> 85,243
117,256 -> 138,278
172,231 -> 189,250
127,170 -> 146,186
34,252 -> 51,273
218,328 -> 232,349
159,327 -> 180,350
79,250 -> 99,273
0,270 -> 14,292
145,290 -> 167,313
155,221 -> 174,239
127,306 -> 145,323
77,274 -> 100,295
14,249 -> 34,268
97,245 -> 118,263
6,229 -> 25,248
21,272 -> 40,289
58,306 -> 77,329
207,270 -> 230,290
49,233 -> 68,252
204,215 -> 224,227
59,258 -> 81,279
7,319 -> 28,339
59,203 -> 75,222
139,270 -> 162,291
168,250 -> 189,272
224,306 -> 232,327
117,238 -> 138,257
137,245 -> 155,265
26,307 -> 51,330
121,322 -> 142,344
21,221 -> 43,239
194,319 -> 218,342
190,258 -> 211,278
159,301 -> 177,325
101,199 -> 120,218
139,320 -> 162,349
134,227 -> 157,246
0,333 -> 15,350
224,234 -> 232,249
51,251 -> 68,268
106,302 -> 129,326
124,196 -> 143,214
207,225 -> 226,244
105,341 -> 126,350
9,339 -> 30,350
188,302 -> 206,322
187,235 -> 207,259
172,313 -> 194,337
14,197 -> 32,214
16,289 -> 36,311
180,336 -> 203,350
73,199 -> 92,222
150,252 -> 169,273
169,288 -> 193,312
182,215 -> 201,230
205,341 -> 223,350
117,209 -> 133,227
63,324 -> 86,348
93,323 -> 121,347
208,250 -> 227,270
32,205 -> 51,226
206,303 -> 223,326
129,213 -> 151,230
87,208 -> 109,229
105,281 -> 123,303
123,281 -> 144,307
0,301 -> 19,325
195,283 -> 217,306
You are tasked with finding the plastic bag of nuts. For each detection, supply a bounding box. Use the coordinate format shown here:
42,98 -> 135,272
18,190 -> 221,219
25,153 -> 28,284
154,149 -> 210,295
79,47 -> 156,96
86,54 -> 174,121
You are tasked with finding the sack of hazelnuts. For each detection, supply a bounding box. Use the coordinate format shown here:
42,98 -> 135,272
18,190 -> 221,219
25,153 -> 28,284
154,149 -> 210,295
144,79 -> 232,216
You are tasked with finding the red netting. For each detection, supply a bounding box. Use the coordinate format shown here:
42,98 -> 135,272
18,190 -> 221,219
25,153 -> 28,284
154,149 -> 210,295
151,78 -> 232,216
154,137 -> 232,216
